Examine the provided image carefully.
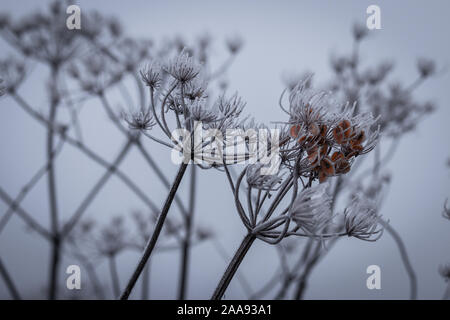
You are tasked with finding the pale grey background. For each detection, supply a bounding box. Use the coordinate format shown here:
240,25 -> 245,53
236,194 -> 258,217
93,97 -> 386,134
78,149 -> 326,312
0,0 -> 449,299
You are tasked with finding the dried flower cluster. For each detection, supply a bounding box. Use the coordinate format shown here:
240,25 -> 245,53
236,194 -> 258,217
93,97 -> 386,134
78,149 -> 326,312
285,82 -> 379,183
219,78 -> 383,249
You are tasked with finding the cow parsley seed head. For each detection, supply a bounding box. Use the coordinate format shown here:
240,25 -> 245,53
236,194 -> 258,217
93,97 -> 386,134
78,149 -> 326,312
417,58 -> 436,78
344,196 -> 383,241
188,98 -> 217,123
290,183 -> 332,234
226,35 -> 243,54
246,163 -> 283,191
165,49 -> 201,83
287,78 -> 330,127
216,93 -> 246,118
140,61 -> 161,88
352,23 -> 368,42
363,62 -> 393,86
184,75 -> 208,100
0,57 -> 26,93
439,263 -> 450,281
123,110 -> 156,131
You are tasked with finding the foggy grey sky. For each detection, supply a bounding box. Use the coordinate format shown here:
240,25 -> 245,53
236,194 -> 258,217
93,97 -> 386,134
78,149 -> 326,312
0,0 -> 449,299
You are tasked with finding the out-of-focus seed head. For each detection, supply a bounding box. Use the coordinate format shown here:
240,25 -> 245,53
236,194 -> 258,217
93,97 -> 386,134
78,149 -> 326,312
0,57 -> 26,93
443,199 -> 450,221
417,58 -> 436,78
439,263 -> 450,281
352,23 -> 368,42
226,34 -> 244,54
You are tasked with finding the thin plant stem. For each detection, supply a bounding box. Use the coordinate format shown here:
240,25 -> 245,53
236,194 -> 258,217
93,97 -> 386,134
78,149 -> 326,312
108,254 -> 121,298
0,256 -> 21,299
136,141 -> 189,219
0,138 -> 64,235
380,219 -> 417,300
141,262 -> 150,300
62,139 -> 134,235
211,233 -> 256,300
178,165 -> 196,299
120,163 -> 189,300
212,238 -> 253,298
0,186 -> 51,240
47,66 -> 61,300
293,242 -> 322,300
67,247 -> 104,299
443,282 -> 450,300
250,267 -> 281,299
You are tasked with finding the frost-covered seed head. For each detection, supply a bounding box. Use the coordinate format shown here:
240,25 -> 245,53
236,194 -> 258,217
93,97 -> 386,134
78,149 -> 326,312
123,110 -> 156,131
188,99 -> 217,123
165,49 -> 201,83
216,93 -> 246,118
183,75 -> 208,100
246,163 -> 283,191
140,61 -> 161,88
290,183 -> 332,234
344,197 -> 383,241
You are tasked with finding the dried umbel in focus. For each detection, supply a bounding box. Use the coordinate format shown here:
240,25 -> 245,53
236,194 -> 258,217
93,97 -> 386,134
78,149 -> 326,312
281,80 -> 379,184
223,78 -> 382,247
344,196 -> 383,241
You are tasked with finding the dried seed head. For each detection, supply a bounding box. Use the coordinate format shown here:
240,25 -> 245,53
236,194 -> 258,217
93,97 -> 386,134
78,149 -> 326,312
417,58 -> 436,78
352,23 -> 368,42
184,75 -> 208,100
246,163 -> 283,191
344,196 -> 383,241
188,98 -> 217,123
96,216 -> 127,256
123,110 -> 156,131
165,49 -> 201,83
0,57 -> 26,93
290,183 -> 332,234
226,34 -> 243,54
140,61 -> 162,88
439,263 -> 450,281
